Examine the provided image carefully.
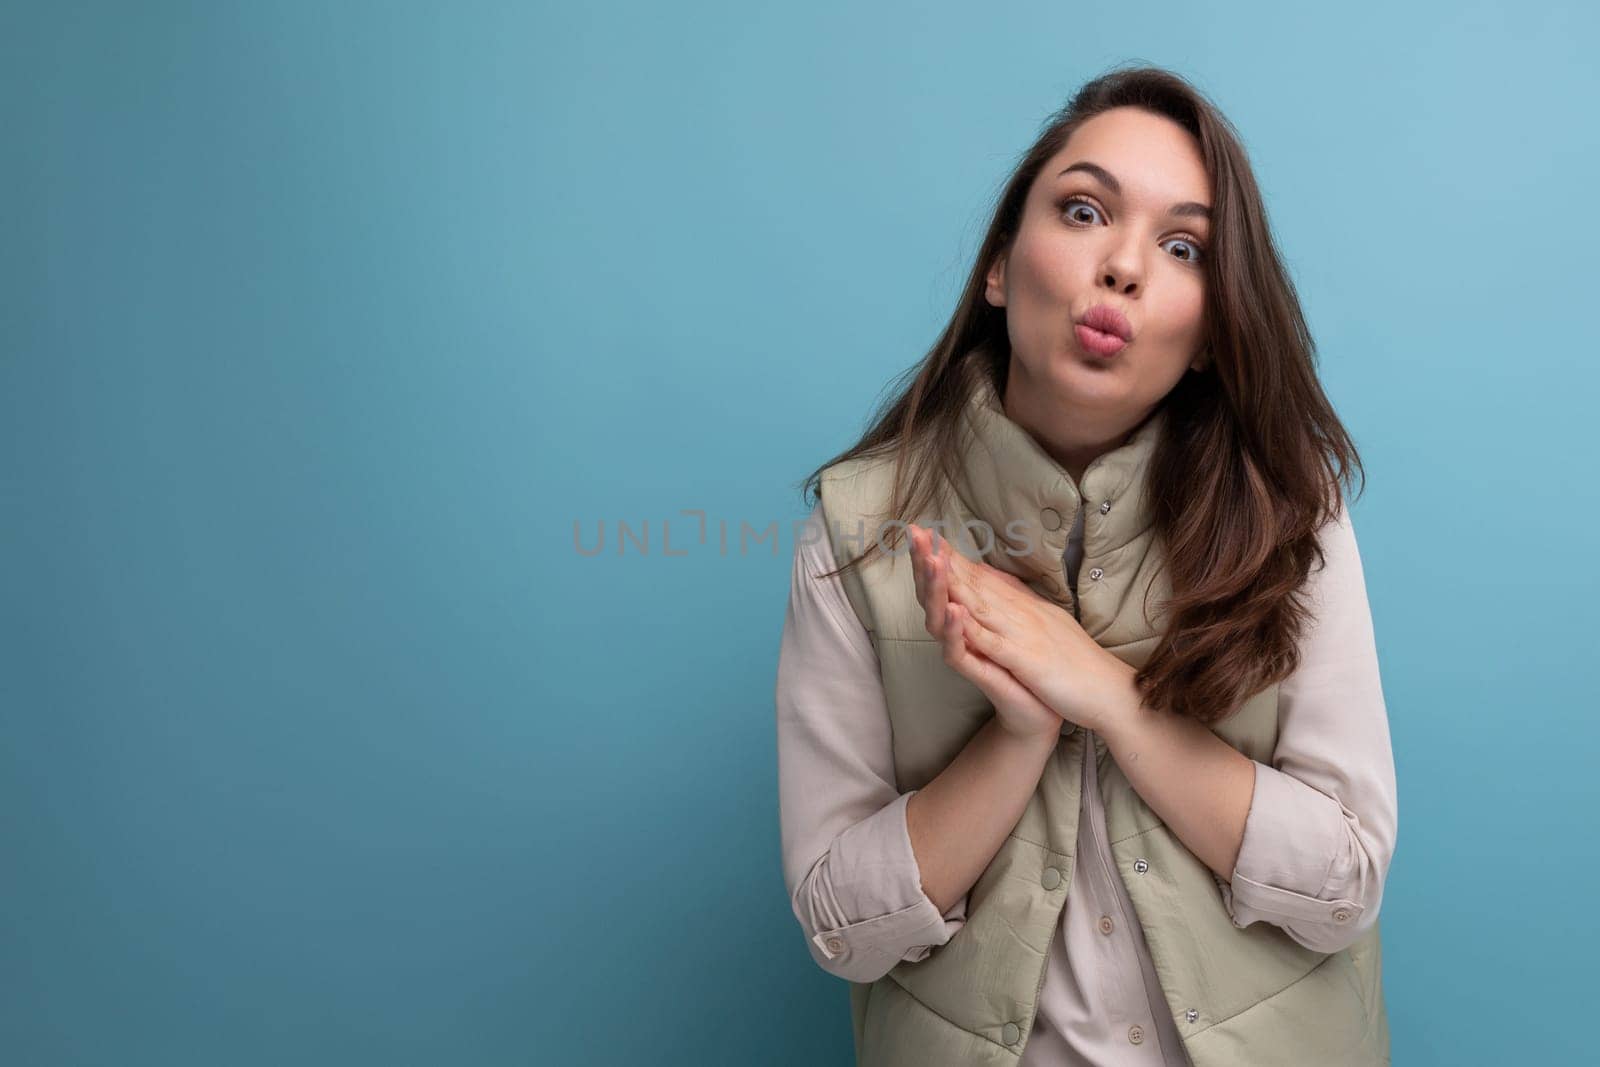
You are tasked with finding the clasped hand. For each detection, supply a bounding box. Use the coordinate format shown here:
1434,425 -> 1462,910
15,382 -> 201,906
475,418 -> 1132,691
906,522 -> 1134,741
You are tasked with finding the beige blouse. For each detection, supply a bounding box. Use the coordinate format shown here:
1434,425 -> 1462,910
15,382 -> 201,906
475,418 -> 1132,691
776,499 -> 1397,1066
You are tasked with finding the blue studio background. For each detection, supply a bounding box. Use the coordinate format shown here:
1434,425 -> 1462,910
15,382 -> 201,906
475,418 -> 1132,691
4,2 -> 1596,1064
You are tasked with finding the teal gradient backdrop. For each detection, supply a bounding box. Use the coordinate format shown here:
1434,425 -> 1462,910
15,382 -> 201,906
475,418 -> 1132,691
4,2 -> 1596,1064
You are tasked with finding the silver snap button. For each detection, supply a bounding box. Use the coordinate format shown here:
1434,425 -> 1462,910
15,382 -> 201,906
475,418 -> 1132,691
1185,1009 -> 1199,1023
1133,858 -> 1149,873
1088,567 -> 1104,581
1099,500 -> 1112,514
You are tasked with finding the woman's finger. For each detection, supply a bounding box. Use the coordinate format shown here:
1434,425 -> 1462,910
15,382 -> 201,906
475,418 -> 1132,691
944,548 -> 995,623
945,550 -> 1043,643
909,523 -> 947,639
944,603 -> 1003,688
961,609 -> 1014,671
946,604 -> 1058,723
924,529 -> 949,637
908,524 -> 927,607
940,593 -> 967,668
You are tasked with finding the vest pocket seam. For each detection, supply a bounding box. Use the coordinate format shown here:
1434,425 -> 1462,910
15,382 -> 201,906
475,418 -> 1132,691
1106,820 -> 1167,848
882,967 -> 1031,1053
1184,948 -> 1344,1038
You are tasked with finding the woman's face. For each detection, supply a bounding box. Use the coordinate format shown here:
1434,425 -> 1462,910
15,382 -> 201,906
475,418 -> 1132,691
986,107 -> 1212,435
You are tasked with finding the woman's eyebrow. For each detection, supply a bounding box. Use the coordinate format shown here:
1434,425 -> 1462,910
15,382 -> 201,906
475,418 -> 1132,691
1055,160 -> 1212,221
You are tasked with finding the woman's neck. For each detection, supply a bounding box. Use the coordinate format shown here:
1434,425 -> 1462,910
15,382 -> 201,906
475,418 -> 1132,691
1001,371 -> 1139,489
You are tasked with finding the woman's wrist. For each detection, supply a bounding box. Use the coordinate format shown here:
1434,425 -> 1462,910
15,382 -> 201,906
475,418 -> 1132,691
987,715 -> 1063,761
1049,653 -> 1135,738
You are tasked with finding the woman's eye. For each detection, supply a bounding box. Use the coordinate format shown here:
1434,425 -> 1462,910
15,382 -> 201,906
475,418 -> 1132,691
1163,237 -> 1205,264
1061,196 -> 1206,265
1058,196 -> 1102,225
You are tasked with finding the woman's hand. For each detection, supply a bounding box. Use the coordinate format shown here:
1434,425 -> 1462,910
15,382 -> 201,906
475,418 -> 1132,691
907,523 -> 1065,744
909,522 -> 1136,735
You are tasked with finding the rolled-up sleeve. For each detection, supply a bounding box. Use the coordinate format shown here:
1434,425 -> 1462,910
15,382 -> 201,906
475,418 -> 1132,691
1217,505 -> 1399,956
777,503 -> 967,983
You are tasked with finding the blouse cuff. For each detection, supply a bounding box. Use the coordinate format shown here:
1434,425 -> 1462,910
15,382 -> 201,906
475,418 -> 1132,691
797,790 -> 967,980
1217,761 -> 1370,953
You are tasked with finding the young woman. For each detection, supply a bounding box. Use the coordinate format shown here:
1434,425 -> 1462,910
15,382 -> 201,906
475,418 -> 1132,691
775,68 -> 1398,1067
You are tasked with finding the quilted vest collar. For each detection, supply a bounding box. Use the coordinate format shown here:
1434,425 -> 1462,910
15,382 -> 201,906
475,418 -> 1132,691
947,370 -> 1167,592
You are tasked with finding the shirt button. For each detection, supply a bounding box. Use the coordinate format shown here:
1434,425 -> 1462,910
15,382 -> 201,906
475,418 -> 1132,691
1133,858 -> 1149,873
825,936 -> 844,954
1333,907 -> 1352,922
1041,866 -> 1063,890
1088,567 -> 1104,581
1001,1021 -> 1022,1045
1040,507 -> 1063,531
1128,1024 -> 1145,1045
1098,916 -> 1115,935
1099,500 -> 1112,514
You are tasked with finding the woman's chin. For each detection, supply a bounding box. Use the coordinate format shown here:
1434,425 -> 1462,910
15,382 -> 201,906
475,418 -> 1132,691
1050,352 -> 1131,400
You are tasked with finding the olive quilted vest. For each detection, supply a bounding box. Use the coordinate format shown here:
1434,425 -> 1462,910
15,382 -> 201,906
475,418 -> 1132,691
816,372 -> 1389,1066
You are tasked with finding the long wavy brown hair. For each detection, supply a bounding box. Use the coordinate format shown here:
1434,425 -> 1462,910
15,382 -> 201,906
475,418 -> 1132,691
797,64 -> 1365,725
